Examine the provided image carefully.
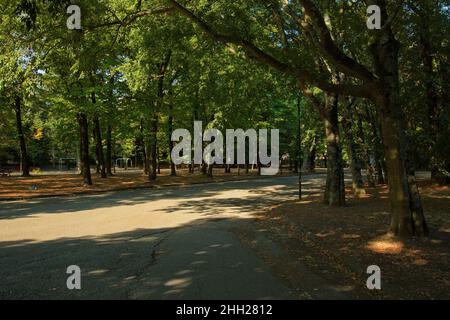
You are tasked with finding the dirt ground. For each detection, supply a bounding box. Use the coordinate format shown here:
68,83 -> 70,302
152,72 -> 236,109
0,167 -> 297,200
238,181 -> 450,299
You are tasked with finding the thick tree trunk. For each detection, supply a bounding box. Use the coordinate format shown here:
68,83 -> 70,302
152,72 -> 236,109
14,96 -> 30,177
371,22 -> 428,237
77,113 -> 92,185
377,94 -> 428,237
323,93 -> 345,206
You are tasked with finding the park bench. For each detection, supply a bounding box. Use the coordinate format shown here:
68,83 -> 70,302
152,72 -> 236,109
0,167 -> 13,177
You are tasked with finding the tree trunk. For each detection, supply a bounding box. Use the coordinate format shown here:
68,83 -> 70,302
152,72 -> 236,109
323,93 -> 345,206
371,21 -> 428,237
77,112 -> 92,185
140,119 -> 149,175
207,164 -> 214,178
365,104 -> 385,185
414,2 -> 444,183
93,113 -> 106,179
201,162 -> 207,175
106,124 -> 113,175
354,113 -> 375,188
377,94 -> 428,237
168,105 -> 176,176
148,114 -> 158,181
297,95 -> 302,200
375,160 -> 385,185
148,51 -> 171,181
421,40 -> 440,182
302,136 -> 317,173
157,146 -> 161,174
14,96 -> 30,177
342,102 -> 365,195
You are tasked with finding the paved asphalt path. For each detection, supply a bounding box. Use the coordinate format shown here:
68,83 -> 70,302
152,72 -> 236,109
0,175 -> 327,299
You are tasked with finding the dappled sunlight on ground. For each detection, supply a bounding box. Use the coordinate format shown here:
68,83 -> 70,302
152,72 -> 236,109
240,181 -> 450,299
367,238 -> 404,254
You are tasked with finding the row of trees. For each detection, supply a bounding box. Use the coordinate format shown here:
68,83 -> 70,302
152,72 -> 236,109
0,0 -> 448,237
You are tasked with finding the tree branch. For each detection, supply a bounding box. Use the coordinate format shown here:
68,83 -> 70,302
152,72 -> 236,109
168,0 -> 373,99
296,0 -> 377,83
85,7 -> 174,31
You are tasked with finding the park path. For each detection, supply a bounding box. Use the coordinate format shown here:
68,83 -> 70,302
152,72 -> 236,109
0,174 -> 335,299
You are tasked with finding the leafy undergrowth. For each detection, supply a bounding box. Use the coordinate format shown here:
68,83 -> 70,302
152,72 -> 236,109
250,182 -> 450,299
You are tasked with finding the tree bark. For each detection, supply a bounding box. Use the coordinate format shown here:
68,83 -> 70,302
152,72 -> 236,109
168,104 -> 176,176
365,104 -> 385,185
148,114 -> 158,181
106,124 -> 113,175
14,96 -> 30,177
371,19 -> 428,237
341,101 -> 365,195
207,163 -> 214,178
91,91 -> 106,179
93,115 -> 106,178
297,95 -> 302,200
302,135 -> 317,173
323,93 -> 346,206
77,112 -> 92,185
149,51 -> 171,181
140,119 -> 149,175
